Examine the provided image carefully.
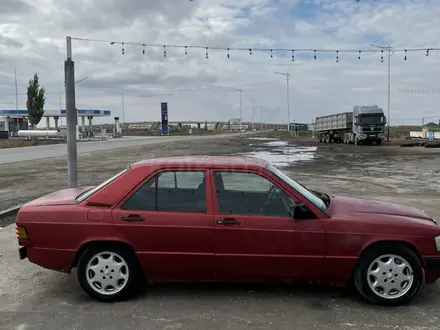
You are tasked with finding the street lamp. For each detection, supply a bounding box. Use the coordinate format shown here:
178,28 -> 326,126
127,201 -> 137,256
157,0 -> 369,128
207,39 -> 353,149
371,44 -> 394,141
275,72 -> 291,134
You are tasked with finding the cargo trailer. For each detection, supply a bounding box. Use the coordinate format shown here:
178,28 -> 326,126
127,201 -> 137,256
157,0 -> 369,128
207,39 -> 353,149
314,105 -> 386,145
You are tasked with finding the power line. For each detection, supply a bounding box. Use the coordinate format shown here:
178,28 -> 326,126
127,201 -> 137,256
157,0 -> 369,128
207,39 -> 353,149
71,37 -> 439,61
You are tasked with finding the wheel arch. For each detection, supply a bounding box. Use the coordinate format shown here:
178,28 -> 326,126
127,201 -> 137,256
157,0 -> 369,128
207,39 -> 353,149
71,239 -> 139,269
352,240 -> 424,279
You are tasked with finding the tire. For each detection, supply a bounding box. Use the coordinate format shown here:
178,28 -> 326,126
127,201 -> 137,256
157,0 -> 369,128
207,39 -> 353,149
77,245 -> 143,302
376,140 -> 382,146
354,244 -> 424,306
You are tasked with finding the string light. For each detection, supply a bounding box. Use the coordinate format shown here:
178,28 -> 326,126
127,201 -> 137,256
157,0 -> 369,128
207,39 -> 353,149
72,37 -> 438,62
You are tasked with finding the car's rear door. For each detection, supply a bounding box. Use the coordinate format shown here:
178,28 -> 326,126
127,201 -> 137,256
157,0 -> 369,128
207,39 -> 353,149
112,168 -> 215,282
211,168 -> 326,281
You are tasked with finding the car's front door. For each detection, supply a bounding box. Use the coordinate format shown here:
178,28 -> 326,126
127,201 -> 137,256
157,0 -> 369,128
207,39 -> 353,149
211,169 -> 326,281
112,169 -> 215,282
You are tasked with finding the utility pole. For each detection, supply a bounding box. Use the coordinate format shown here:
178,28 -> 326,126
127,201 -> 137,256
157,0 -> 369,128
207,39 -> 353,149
239,88 -> 242,137
65,36 -> 77,188
249,99 -> 256,131
275,72 -> 291,134
14,67 -> 19,134
371,43 -> 393,141
387,43 -> 391,141
121,87 -> 125,123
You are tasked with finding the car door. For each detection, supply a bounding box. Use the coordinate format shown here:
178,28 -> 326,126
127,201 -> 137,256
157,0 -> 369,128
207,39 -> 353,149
211,168 -> 326,281
112,168 -> 215,282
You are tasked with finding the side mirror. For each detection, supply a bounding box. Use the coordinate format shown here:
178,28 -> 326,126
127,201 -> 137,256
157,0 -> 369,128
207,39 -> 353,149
289,203 -> 306,219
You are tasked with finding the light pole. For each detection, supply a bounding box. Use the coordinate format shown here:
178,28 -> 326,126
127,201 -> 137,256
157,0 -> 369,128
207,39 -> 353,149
275,72 -> 291,134
249,99 -> 256,131
60,76 -> 88,126
371,44 -> 393,141
121,87 -> 125,124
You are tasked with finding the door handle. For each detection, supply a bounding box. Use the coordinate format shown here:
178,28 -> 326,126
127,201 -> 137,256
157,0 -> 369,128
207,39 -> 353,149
121,215 -> 144,222
216,218 -> 241,225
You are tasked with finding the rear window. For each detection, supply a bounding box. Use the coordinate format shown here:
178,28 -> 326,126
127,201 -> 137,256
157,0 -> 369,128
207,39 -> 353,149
75,167 -> 130,203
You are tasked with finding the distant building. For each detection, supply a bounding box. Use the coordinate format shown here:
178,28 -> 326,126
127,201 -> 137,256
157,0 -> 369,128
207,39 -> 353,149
289,123 -> 310,132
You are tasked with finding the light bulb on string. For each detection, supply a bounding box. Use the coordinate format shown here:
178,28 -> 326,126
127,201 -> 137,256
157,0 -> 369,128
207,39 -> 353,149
381,50 -> 383,62
426,49 -> 430,56
142,44 -> 145,55
185,46 -> 187,55
164,45 -> 166,57
270,49 -> 273,58
358,50 -> 361,59
314,50 -> 316,60
121,42 -> 124,55
404,49 -> 407,60
206,47 -> 209,59
336,50 -> 339,63
249,48 -> 252,55
227,48 -> 230,58
291,50 -> 294,62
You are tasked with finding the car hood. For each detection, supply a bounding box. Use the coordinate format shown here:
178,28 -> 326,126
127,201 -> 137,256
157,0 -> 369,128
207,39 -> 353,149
24,186 -> 94,206
327,195 -> 435,223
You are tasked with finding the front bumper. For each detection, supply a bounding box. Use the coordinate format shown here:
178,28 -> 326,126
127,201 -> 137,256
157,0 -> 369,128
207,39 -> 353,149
424,257 -> 440,272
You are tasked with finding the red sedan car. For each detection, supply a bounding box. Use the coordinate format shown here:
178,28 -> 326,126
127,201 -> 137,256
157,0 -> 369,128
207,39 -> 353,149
16,156 -> 440,305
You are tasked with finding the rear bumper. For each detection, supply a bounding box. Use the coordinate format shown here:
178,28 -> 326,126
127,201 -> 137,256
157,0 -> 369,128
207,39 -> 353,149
18,246 -> 75,273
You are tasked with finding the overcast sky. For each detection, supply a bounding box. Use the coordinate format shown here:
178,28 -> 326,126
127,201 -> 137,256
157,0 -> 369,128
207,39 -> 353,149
0,0 -> 439,125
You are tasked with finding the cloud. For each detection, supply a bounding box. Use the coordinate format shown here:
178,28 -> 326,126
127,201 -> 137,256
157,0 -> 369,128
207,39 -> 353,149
0,0 -> 439,126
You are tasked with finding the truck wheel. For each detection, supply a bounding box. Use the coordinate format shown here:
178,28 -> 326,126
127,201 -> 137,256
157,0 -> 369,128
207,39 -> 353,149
353,244 -> 424,306
376,140 -> 382,145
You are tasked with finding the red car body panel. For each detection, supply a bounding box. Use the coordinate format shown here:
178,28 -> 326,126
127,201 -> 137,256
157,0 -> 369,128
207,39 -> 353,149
15,156 -> 440,286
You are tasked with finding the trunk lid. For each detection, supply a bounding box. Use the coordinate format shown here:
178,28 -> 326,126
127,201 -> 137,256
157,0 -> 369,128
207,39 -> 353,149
24,186 -> 94,207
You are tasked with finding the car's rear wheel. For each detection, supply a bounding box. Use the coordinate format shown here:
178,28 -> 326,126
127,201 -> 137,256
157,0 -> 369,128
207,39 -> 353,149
77,245 -> 142,302
354,244 -> 424,306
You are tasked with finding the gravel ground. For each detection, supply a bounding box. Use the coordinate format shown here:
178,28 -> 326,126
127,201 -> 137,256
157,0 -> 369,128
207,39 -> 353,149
1,133 -> 440,330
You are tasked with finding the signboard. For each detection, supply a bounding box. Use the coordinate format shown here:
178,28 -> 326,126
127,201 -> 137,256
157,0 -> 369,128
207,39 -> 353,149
161,102 -> 168,135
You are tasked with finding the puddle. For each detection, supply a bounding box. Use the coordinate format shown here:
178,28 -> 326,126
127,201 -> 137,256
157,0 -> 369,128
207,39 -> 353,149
246,137 -> 278,141
239,140 -> 317,167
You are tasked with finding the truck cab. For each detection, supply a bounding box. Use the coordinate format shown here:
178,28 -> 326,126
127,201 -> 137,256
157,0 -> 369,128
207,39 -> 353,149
352,105 -> 386,145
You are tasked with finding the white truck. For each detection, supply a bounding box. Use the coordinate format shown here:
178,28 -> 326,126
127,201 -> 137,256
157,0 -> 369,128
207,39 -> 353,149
314,105 -> 387,145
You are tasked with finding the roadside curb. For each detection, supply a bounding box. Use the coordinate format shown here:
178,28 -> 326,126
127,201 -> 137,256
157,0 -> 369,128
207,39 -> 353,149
0,204 -> 22,218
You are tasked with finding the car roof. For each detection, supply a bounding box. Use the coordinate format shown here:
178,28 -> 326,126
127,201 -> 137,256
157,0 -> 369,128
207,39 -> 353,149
131,155 -> 270,168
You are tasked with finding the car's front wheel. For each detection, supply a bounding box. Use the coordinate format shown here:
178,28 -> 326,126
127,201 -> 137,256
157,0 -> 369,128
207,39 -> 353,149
77,245 -> 142,302
354,244 -> 424,306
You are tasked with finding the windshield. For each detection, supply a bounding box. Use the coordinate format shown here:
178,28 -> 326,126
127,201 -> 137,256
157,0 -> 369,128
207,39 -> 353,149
268,164 -> 327,213
75,167 -> 130,203
357,116 -> 384,125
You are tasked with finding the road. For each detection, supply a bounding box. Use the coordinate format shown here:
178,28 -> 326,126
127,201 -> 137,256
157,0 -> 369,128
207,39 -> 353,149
0,133 -> 245,164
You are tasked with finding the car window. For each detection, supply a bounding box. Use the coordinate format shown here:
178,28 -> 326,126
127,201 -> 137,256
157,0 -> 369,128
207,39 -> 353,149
214,171 -> 293,217
220,172 -> 272,192
122,171 -> 207,213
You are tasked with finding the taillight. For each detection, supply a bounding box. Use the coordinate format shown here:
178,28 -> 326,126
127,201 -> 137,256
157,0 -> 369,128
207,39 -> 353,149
16,226 -> 29,240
